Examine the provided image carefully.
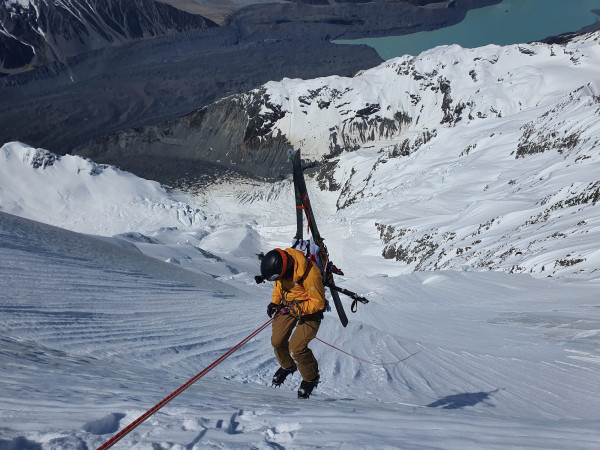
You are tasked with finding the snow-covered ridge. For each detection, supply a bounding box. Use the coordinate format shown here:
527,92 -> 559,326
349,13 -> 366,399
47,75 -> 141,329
77,32 -> 600,183
2,29 -> 600,450
0,142 -> 207,235
258,32 -> 600,160
224,33 -> 600,280
3,198 -> 600,449
301,78 -> 600,280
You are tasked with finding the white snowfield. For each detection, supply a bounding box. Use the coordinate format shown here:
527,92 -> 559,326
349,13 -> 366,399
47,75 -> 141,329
1,32 -> 600,449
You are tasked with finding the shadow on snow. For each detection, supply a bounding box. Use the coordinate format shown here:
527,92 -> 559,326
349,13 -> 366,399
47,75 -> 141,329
427,389 -> 500,409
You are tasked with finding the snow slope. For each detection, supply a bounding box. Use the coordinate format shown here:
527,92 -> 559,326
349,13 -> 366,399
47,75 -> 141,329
1,143 -> 600,447
1,207 -> 600,449
234,31 -> 600,281
2,33 -> 600,449
0,142 -> 207,235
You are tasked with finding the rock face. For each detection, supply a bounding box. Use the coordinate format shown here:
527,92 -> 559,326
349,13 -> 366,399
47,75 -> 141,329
76,88 -> 295,185
0,0 -> 217,74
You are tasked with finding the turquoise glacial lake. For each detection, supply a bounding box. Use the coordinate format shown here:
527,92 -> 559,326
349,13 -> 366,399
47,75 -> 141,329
335,0 -> 600,59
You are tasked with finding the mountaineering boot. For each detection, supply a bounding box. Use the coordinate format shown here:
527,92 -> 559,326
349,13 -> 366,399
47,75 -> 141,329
297,374 -> 320,399
272,365 -> 297,386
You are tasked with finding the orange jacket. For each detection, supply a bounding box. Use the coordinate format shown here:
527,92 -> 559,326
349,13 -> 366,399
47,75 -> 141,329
271,248 -> 326,316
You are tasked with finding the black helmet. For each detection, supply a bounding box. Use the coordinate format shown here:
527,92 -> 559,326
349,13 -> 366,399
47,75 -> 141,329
260,248 -> 289,281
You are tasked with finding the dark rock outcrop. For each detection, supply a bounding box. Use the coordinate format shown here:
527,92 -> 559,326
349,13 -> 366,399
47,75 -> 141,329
230,0 -> 502,41
0,0 -> 217,75
75,89 -> 296,185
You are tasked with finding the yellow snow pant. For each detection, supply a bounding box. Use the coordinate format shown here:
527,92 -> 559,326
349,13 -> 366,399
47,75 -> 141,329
271,313 -> 321,381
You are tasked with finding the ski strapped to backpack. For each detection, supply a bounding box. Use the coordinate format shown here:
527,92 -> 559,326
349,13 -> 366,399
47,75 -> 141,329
287,148 -> 368,325
254,149 -> 369,325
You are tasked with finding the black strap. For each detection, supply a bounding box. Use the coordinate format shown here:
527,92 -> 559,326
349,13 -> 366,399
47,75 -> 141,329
298,261 -> 312,286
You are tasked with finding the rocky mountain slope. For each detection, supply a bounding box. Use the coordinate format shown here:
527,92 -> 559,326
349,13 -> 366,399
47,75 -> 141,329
0,0 -> 217,75
0,0 -> 499,154
65,31 -> 600,280
75,31 -> 600,185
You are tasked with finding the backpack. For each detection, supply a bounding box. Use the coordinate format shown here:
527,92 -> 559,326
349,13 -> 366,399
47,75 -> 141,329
292,237 -> 332,314
292,236 -> 326,274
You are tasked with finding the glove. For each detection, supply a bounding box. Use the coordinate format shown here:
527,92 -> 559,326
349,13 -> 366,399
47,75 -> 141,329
267,302 -> 279,318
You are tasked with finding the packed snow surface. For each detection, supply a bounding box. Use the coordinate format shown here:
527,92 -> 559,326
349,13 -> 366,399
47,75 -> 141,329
2,209 -> 600,449
2,33 -> 600,449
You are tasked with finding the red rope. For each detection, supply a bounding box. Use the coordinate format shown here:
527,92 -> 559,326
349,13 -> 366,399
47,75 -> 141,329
98,317 -> 417,448
98,316 -> 276,449
315,337 -> 419,366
